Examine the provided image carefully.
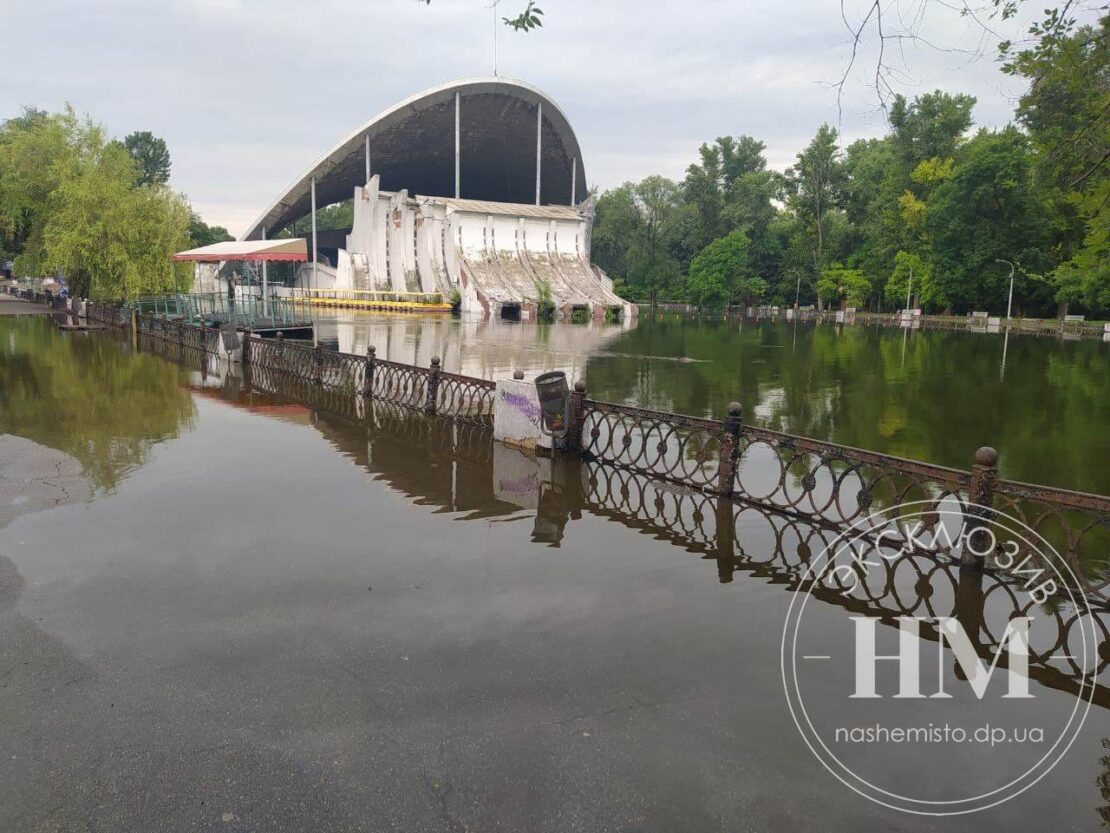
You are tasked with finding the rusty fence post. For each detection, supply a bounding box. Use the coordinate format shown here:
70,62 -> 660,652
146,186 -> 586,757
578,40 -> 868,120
963,446 -> 999,572
363,346 -> 376,397
313,342 -> 323,385
276,331 -> 284,369
715,402 -> 743,497
425,356 -> 442,415
242,328 -> 252,366
564,380 -> 588,456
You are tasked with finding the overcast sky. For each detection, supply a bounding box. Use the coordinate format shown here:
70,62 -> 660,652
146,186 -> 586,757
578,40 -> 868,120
2,0 -> 1081,236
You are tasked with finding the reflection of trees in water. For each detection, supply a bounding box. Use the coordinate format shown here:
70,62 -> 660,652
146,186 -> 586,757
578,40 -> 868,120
136,338 -> 1110,826
585,316 -> 1109,493
0,318 -> 195,492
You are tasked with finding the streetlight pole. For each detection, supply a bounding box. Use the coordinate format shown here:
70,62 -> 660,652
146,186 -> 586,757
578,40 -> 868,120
996,258 -> 1015,323
905,266 -> 913,312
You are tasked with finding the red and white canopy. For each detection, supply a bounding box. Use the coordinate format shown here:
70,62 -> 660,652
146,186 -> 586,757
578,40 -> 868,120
173,238 -> 308,263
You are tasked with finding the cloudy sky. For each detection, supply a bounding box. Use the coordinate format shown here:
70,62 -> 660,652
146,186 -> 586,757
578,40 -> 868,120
2,0 -> 1074,235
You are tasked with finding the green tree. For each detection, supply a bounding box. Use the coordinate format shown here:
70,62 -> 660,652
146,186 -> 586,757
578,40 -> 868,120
687,230 -> 766,310
1008,16 -> 1109,315
188,213 -> 233,247
784,124 -> 846,308
0,106 -> 80,268
592,183 -> 640,285
889,91 -> 975,168
883,250 -> 941,310
122,130 -> 171,186
591,177 -> 686,304
0,107 -> 194,297
40,125 -> 191,298
926,128 -> 1048,313
818,264 -> 871,308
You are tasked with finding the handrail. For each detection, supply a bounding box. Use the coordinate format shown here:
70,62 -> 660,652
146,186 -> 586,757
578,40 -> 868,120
83,300 -> 1110,600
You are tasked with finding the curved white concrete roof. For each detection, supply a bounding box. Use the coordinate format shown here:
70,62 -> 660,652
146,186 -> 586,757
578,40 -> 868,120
241,77 -> 587,241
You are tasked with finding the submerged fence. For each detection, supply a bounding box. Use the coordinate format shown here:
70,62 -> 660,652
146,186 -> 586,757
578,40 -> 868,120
98,302 -> 1110,602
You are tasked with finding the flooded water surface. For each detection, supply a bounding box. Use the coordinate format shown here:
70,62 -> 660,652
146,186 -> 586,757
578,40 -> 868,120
317,311 -> 1109,494
1,314 -> 1107,832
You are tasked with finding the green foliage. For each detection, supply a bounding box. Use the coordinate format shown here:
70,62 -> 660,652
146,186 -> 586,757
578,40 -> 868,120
532,276 -> 555,320
503,0 -> 543,31
884,251 -> 940,310
687,230 -> 766,310
783,124 -> 848,307
592,176 -> 685,305
889,92 -> 975,166
818,264 -> 871,308
591,57 -> 1105,318
0,106 -> 75,265
925,128 -> 1045,312
1006,15 -> 1109,315
121,130 -> 171,186
188,214 -> 233,247
416,0 -> 542,31
289,199 -> 354,235
0,106 -> 196,299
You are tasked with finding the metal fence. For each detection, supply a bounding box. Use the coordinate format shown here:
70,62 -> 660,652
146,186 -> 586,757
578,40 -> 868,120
245,335 -> 496,425
578,395 -> 1110,601
583,463 -> 1108,706
132,292 -> 304,328
92,304 -> 1110,602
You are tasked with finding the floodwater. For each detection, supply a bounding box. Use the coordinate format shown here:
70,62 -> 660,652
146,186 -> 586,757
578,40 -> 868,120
0,314 -> 1108,832
313,311 -> 1110,495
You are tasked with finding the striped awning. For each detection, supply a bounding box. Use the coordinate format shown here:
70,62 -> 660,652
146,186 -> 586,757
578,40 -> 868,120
173,238 -> 308,262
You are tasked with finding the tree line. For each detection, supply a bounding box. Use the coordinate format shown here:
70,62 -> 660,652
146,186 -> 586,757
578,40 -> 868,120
591,16 -> 1108,317
0,107 -> 231,299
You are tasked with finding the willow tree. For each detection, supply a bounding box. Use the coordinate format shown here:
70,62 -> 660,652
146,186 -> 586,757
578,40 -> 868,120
39,119 -> 191,299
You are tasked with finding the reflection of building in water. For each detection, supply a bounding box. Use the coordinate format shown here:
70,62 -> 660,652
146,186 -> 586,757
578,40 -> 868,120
312,313 -> 632,380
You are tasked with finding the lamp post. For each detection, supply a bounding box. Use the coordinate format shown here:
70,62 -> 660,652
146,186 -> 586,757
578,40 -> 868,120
905,265 -> 913,312
996,258 -> 1015,323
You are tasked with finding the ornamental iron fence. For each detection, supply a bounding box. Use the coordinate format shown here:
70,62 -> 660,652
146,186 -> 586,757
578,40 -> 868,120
96,306 -> 1110,602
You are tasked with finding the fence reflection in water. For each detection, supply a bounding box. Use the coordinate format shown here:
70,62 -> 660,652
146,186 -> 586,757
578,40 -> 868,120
125,307 -> 1110,606
135,326 -> 1109,711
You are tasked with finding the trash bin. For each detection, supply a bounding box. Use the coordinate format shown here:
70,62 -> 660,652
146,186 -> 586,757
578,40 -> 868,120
534,371 -> 570,438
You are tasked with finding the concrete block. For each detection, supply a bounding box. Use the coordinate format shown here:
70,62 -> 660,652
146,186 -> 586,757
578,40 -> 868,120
493,377 -> 551,452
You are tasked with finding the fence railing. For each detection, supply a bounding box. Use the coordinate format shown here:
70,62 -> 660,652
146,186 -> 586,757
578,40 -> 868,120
91,303 -> 1110,601
577,395 -> 1110,601
132,292 -> 303,328
581,462 -> 1108,706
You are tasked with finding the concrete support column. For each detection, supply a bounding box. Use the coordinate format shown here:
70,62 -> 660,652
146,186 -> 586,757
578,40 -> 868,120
311,175 -> 318,291
570,156 -> 577,206
535,102 -> 542,206
454,92 -> 461,199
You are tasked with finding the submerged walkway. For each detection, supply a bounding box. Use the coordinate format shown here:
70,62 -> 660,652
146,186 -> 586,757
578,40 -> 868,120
0,294 -> 50,315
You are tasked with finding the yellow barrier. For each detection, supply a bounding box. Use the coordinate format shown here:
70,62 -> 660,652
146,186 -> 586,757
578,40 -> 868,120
287,290 -> 452,313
